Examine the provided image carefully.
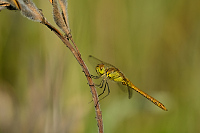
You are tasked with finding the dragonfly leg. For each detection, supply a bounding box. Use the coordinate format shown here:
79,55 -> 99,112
91,75 -> 101,79
88,83 -> 95,86
88,80 -> 105,104
97,80 -> 106,98
84,72 -> 92,78
89,81 -> 110,107
96,79 -> 105,88
98,82 -> 110,101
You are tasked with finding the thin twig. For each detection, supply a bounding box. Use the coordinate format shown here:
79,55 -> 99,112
41,18 -> 104,133
68,36 -> 81,56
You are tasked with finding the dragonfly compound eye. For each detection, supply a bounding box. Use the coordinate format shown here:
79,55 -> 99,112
96,64 -> 105,75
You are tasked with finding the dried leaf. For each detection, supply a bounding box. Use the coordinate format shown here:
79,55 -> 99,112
0,1 -> 9,11
12,0 -> 21,10
0,0 -> 21,10
52,0 -> 69,34
0,0 -> 44,23
0,4 -> 7,11
20,0 -> 44,22
58,0 -> 70,31
0,1 -> 10,6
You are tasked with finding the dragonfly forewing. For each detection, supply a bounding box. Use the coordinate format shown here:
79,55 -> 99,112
88,55 -> 116,69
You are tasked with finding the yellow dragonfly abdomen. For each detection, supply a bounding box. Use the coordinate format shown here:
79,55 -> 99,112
127,80 -> 168,111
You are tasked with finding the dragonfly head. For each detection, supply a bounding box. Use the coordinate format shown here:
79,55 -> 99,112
95,64 -> 106,76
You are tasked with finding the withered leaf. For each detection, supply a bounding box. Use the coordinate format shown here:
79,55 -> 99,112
52,0 -> 69,35
58,0 -> 70,31
20,0 -> 44,22
0,0 -> 21,10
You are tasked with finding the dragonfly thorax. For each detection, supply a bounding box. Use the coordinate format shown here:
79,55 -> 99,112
106,68 -> 124,82
95,64 -> 106,76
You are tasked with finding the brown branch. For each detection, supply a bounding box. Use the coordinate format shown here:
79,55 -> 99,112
68,35 -> 81,56
41,18 -> 104,133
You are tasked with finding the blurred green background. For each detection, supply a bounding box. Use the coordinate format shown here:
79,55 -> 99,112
0,0 -> 200,133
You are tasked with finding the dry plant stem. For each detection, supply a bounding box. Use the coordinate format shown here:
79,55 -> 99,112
41,19 -> 104,133
69,37 -> 81,56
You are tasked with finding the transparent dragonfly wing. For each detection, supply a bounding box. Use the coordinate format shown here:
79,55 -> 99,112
88,55 -> 116,69
128,86 -> 133,99
117,82 -> 133,99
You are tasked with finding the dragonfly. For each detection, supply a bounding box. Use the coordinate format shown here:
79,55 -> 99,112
89,55 -> 168,111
